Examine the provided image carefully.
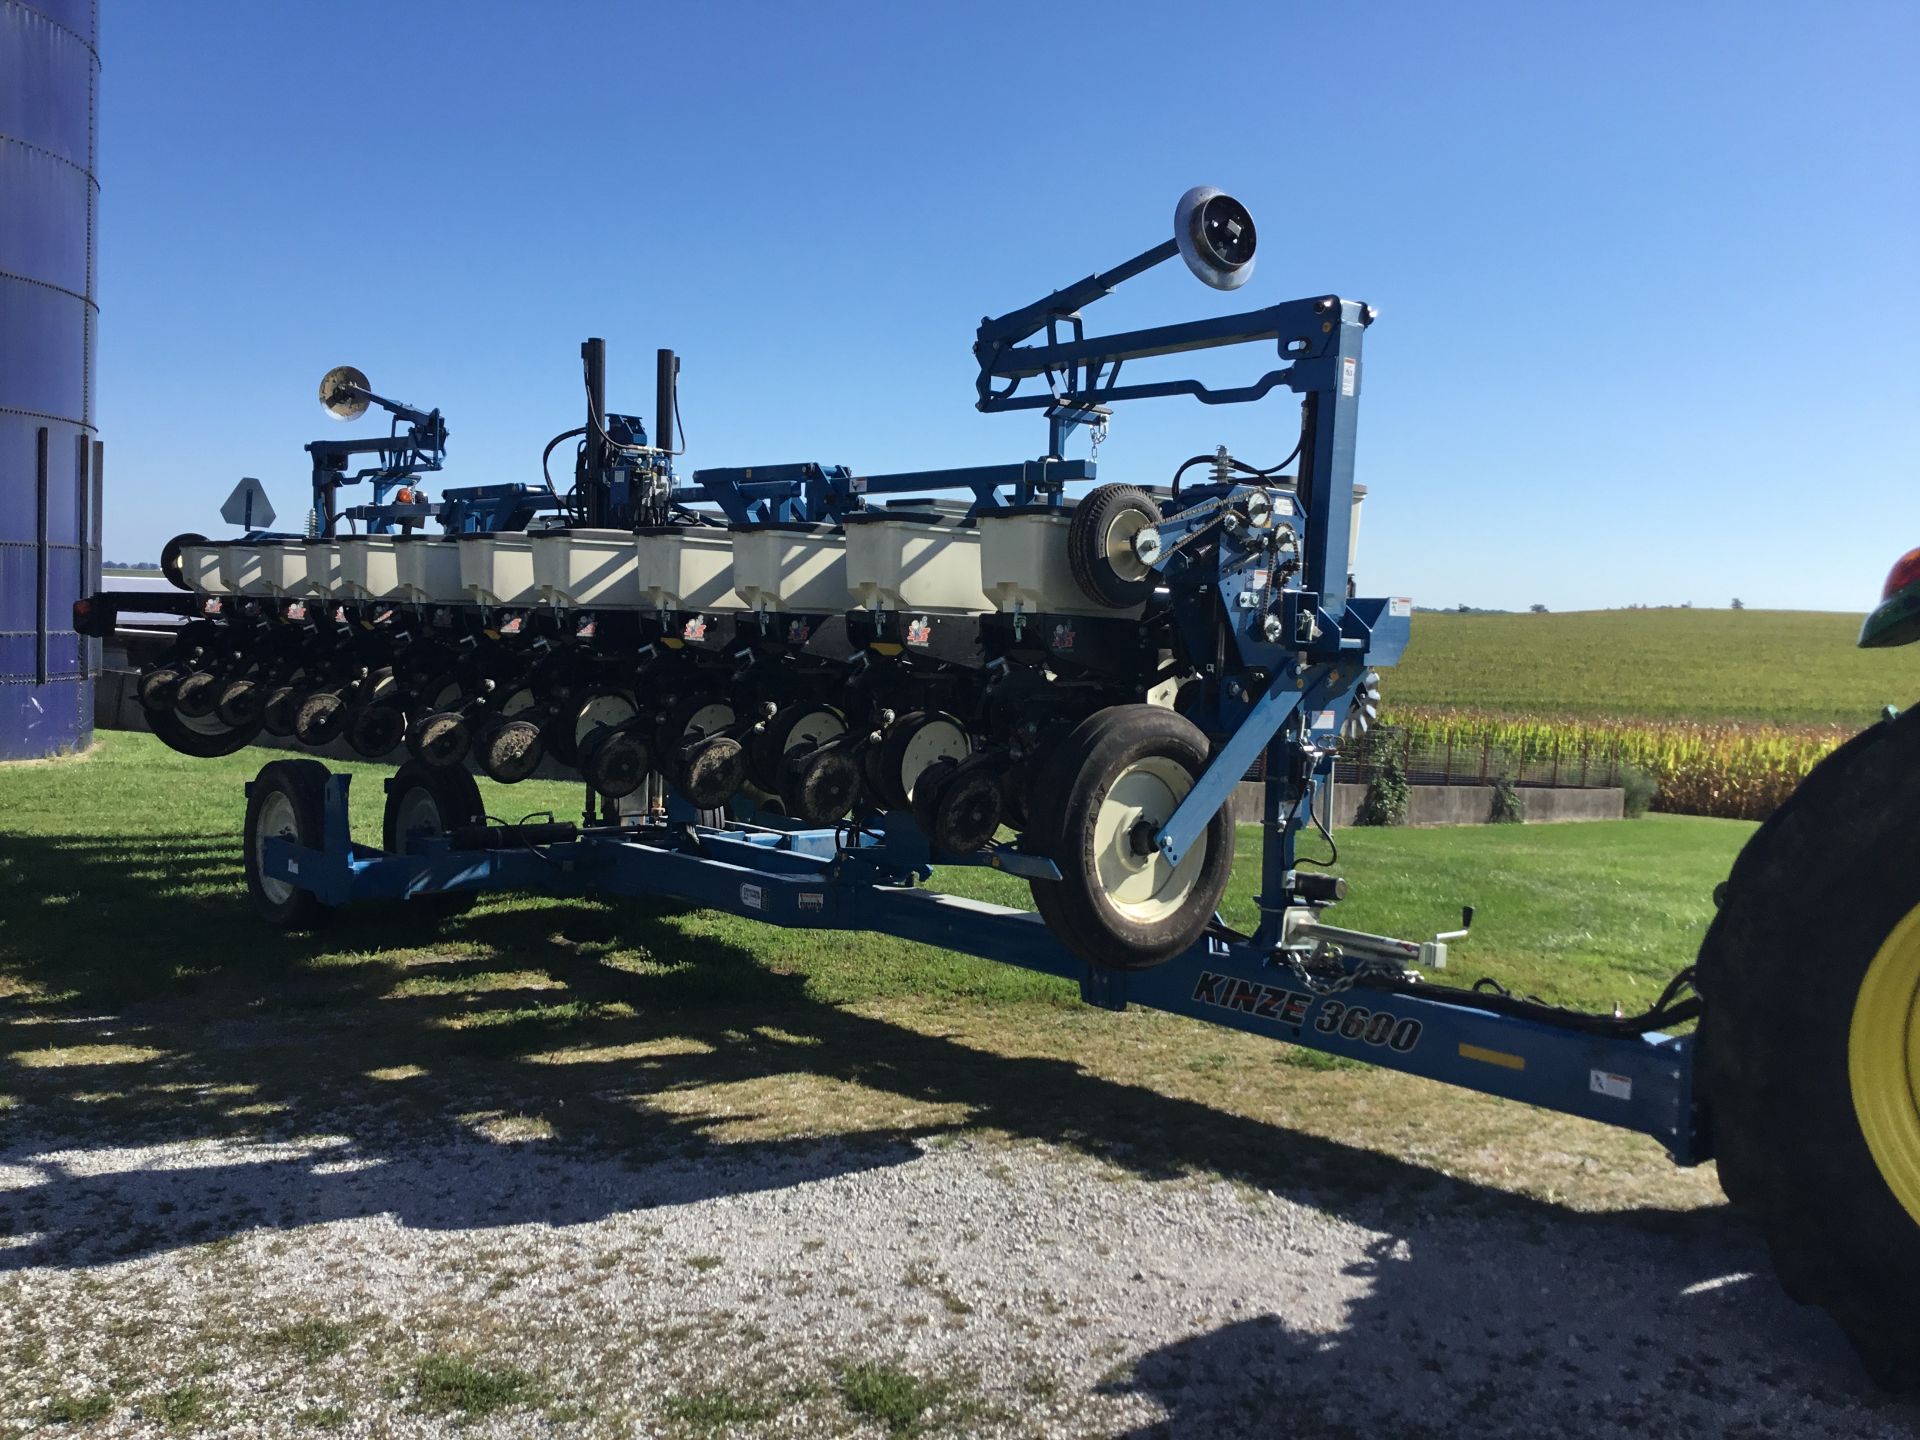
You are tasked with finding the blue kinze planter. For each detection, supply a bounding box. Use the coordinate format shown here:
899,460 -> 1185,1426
77,188 -> 1918,1388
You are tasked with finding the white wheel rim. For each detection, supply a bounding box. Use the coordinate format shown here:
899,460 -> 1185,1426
685,702 -> 734,741
901,718 -> 969,800
394,786 -> 445,853
1104,507 -> 1156,583
782,709 -> 846,754
1092,755 -> 1206,924
426,680 -> 463,711
575,693 -> 637,748
254,790 -> 298,906
501,687 -> 539,717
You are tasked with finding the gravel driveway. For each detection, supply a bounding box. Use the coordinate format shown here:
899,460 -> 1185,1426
2,1121 -> 1914,1438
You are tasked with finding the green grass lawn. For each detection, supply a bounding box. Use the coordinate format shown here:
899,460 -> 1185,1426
1386,608 -> 1918,726
0,731 -> 1754,1211
0,732 -> 1743,1017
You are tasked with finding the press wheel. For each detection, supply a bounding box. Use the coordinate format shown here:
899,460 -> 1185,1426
751,704 -> 847,791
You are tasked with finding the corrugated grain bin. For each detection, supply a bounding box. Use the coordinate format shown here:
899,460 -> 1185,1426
0,0 -> 100,756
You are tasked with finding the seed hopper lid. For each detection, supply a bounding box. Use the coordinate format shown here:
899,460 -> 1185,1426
842,500 -> 975,528
977,501 -> 1077,518
634,522 -> 730,537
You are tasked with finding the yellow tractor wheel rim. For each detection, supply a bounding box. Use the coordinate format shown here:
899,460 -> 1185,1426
1850,901 -> 1920,1227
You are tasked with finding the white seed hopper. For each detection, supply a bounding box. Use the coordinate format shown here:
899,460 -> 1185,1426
336,536 -> 406,601
634,525 -> 748,612
842,505 -> 990,614
730,522 -> 848,613
457,532 -> 539,607
977,503 -> 1145,618
215,540 -> 270,597
301,539 -> 342,598
530,529 -> 643,608
257,539 -> 308,599
180,541 -> 229,595
394,535 -> 465,604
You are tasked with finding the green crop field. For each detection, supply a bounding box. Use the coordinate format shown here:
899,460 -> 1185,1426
1385,608 -> 1918,727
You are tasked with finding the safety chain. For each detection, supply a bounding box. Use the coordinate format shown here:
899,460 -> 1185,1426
1275,946 -> 1411,997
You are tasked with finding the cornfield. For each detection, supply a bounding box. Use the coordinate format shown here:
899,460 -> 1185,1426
1372,706 -> 1860,821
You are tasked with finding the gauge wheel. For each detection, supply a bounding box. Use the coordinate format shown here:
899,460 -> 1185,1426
244,758 -> 332,929
916,751 -> 1006,855
752,704 -> 848,791
406,672 -> 467,720
557,691 -> 639,769
345,701 -> 407,758
1067,484 -> 1164,610
656,694 -> 735,757
873,711 -> 971,812
778,743 -> 862,826
1026,705 -> 1233,970
382,762 -> 483,917
675,733 -> 749,809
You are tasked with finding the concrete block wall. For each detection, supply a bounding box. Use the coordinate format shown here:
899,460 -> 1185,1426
1230,779 -> 1624,826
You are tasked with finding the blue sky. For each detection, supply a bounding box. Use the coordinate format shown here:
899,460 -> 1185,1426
97,1 -> 1915,612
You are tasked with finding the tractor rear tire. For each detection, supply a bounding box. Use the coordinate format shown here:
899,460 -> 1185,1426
1026,705 -> 1233,970
244,759 -> 333,930
1698,705 -> 1920,1389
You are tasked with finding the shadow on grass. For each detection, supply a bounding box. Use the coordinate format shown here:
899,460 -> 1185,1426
4,827 -> 1659,1234
3,824 -> 1900,1418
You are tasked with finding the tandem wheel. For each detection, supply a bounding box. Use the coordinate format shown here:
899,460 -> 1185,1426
244,758 -> 334,930
1027,704 -> 1233,971
382,762 -> 484,917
